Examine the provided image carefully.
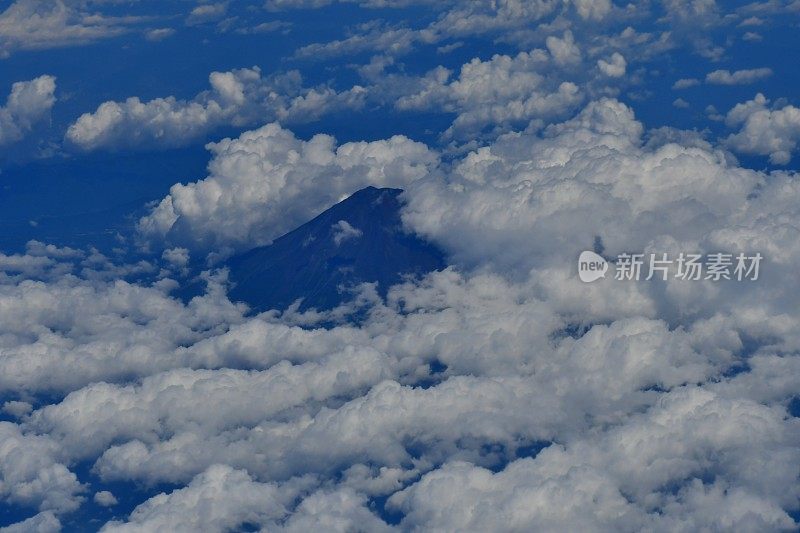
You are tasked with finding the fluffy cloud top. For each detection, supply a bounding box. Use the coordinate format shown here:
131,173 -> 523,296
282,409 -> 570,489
390,388 -> 800,531
396,48 -> 582,140
545,30 -> 582,66
0,422 -> 84,514
136,122 -> 437,253
401,98 -> 762,276
3,97 -> 800,530
597,52 -> 627,77
100,465 -> 298,532
0,0 -> 133,57
292,0 -> 616,61
706,67 -> 773,85
724,93 -> 800,164
673,77 -> 700,89
185,2 -> 227,26
0,75 -> 56,147
3,0 -> 800,529
65,68 -> 366,151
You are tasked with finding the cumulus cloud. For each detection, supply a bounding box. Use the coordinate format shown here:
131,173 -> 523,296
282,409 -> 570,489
0,261 -> 245,395
673,77 -> 700,89
401,98 -> 760,275
706,67 -> 773,85
661,0 -> 722,26
185,2 -> 227,26
0,75 -> 56,148
144,27 -> 175,41
390,387 -> 800,531
546,30 -> 582,66
331,220 -> 363,246
65,68 -> 367,151
100,465 -> 301,532
2,2 -> 800,532
572,0 -> 611,20
28,348 -> 393,463
0,422 -> 84,514
724,93 -> 800,164
265,0 -> 334,10
161,247 -> 189,269
673,97 -> 690,108
93,491 -> 117,507
597,52 -> 626,77
136,122 -> 437,252
396,49 -> 582,140
0,0 -> 136,57
0,511 -> 61,533
420,0 -> 563,42
292,0 -> 611,60
2,97 -> 800,530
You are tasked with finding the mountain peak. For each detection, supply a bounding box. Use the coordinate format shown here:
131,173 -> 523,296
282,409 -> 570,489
226,187 -> 445,312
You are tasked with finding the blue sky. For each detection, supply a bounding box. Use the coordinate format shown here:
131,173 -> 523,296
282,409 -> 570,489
1,0 -> 800,531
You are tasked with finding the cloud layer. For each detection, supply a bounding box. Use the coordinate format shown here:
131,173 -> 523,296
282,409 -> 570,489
725,93 -> 800,164
0,75 -> 56,148
2,1 -> 800,529
66,68 -> 367,151
136,122 -> 437,253
3,96 -> 800,529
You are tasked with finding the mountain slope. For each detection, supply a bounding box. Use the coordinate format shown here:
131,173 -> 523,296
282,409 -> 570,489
226,186 -> 446,312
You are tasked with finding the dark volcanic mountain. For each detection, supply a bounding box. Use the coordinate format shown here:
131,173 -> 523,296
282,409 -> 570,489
226,186 -> 446,312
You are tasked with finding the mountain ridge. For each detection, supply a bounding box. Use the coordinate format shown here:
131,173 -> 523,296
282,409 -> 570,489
226,186 -> 446,312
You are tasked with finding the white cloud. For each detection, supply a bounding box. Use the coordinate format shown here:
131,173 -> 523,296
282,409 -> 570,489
100,465 -> 301,532
2,96 -> 800,529
572,0 -> 611,20
395,49 -> 582,140
0,511 -> 61,533
0,267 -> 245,395
278,487 -> 393,532
2,401 -> 32,418
739,15 -> 764,26
597,52 -> 627,77
706,67 -> 773,85
186,2 -> 228,26
2,5 -> 800,533
49,294 -> 753,490
294,22 -> 421,60
291,0 -> 612,60
93,491 -> 117,507
144,27 -> 175,41
102,465 -> 392,532
389,387 -> 800,531
0,422 -> 84,514
234,21 -> 292,35
661,0 -> 721,25
0,75 -> 56,148
161,246 -> 189,266
400,98 -> 761,276
136,122 -> 437,252
724,93 -> 800,164
65,68 -> 367,151
331,220 -> 363,246
545,30 -> 582,66
265,0 -> 334,10
0,0 -> 136,57
673,77 -> 700,89
28,348 -> 393,463
673,97 -> 690,108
